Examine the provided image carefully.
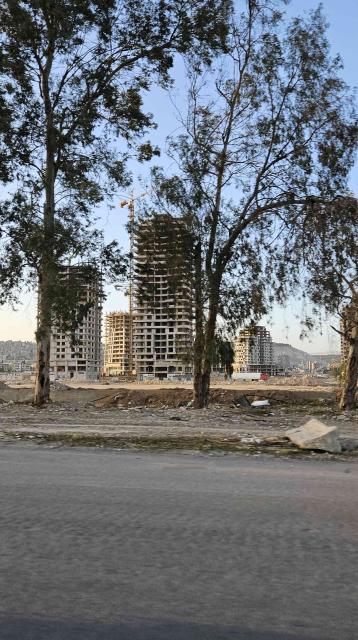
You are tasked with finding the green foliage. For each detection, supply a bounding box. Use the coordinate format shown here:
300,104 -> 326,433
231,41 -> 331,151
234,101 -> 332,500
150,1 -> 357,340
210,335 -> 234,373
0,0 -> 231,327
297,198 -> 357,311
289,196 -> 358,341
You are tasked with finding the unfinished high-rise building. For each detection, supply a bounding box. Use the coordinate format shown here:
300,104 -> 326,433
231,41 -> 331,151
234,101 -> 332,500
133,215 -> 193,380
104,311 -> 131,377
234,325 -> 276,375
49,266 -> 102,381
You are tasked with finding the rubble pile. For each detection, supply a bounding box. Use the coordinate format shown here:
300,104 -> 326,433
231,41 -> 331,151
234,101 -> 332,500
93,386 -> 337,409
267,375 -> 332,387
50,381 -> 71,391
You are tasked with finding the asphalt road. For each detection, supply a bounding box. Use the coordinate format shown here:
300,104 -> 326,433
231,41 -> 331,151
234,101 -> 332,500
0,445 -> 357,640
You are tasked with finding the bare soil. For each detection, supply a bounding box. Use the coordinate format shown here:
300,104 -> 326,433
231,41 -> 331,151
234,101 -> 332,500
0,396 -> 357,451
1,378 -> 356,457
1,381 -> 337,406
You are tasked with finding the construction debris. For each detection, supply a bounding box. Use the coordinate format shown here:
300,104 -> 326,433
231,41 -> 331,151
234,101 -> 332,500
286,418 -> 342,453
251,399 -> 270,408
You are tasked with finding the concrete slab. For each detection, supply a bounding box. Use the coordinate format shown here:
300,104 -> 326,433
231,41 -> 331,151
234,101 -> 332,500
286,419 -> 341,453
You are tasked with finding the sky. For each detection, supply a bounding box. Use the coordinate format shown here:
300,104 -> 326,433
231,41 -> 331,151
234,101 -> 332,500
0,0 -> 357,353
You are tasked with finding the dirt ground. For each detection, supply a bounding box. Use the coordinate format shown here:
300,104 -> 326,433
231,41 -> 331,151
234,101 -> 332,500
2,378 -> 337,405
0,395 -> 357,450
7,376 -> 336,391
1,378 -> 356,455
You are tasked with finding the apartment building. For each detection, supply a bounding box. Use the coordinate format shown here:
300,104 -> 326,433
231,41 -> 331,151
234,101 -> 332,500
49,266 -> 102,381
234,325 -> 276,375
104,311 -> 131,377
133,215 -> 193,380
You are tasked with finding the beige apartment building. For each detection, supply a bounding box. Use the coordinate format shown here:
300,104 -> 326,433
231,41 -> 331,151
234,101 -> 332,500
133,215 -> 193,380
50,266 -> 102,381
234,325 -> 276,375
104,311 -> 131,377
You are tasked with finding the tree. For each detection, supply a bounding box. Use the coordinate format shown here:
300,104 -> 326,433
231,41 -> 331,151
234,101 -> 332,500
149,0 -> 357,407
340,301 -> 358,410
0,0 -> 231,405
292,197 -> 358,410
210,334 -> 235,376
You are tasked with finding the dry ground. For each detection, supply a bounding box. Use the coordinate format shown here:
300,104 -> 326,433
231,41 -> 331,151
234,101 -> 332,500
0,394 -> 357,456
1,378 -> 356,456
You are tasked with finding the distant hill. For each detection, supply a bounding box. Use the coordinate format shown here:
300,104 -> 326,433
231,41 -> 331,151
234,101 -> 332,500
0,340 -> 36,362
272,342 -> 340,366
0,339 -> 339,368
272,342 -> 310,364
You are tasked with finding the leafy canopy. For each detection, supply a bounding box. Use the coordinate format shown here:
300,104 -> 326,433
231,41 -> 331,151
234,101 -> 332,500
149,0 -> 357,336
0,0 -> 231,316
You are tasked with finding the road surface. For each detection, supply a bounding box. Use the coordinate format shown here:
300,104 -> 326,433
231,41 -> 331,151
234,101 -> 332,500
1,445 -> 357,639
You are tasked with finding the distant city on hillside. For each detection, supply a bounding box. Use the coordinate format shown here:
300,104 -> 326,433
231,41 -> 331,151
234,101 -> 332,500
0,340 -> 37,362
0,339 -> 339,371
0,341 -> 37,374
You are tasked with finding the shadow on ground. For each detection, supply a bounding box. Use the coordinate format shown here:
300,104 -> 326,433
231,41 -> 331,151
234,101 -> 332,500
0,616 -> 317,640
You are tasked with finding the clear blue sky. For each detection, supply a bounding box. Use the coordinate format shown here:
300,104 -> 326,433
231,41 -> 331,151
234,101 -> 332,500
0,0 -> 357,352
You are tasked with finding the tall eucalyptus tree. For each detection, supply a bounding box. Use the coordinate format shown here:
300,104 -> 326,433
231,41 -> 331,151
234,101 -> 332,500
151,0 -> 357,407
0,0 -> 230,404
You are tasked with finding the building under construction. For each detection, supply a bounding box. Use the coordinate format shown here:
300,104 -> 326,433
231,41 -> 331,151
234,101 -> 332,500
133,215 -> 193,380
104,311 -> 131,377
49,265 -> 102,381
234,325 -> 276,376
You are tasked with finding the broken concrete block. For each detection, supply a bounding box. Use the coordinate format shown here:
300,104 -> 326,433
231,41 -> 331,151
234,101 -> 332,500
286,419 -> 341,453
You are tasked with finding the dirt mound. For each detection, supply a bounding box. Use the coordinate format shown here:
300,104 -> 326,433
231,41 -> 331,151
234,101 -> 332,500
93,386 -> 335,409
95,388 -> 193,409
94,388 -> 256,409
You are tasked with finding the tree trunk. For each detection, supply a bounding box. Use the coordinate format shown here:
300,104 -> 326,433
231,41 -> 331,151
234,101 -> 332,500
193,240 -> 205,408
194,365 -> 212,409
33,239 -> 55,407
197,302 -> 218,408
33,54 -> 56,406
340,321 -> 358,410
193,249 -> 220,408
34,272 -> 52,405
193,338 -> 204,408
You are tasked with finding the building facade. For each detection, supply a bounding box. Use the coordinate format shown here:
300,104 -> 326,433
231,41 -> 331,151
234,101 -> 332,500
234,325 -> 276,375
133,215 -> 193,380
104,311 -> 131,377
49,266 -> 102,381
306,360 -> 318,373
